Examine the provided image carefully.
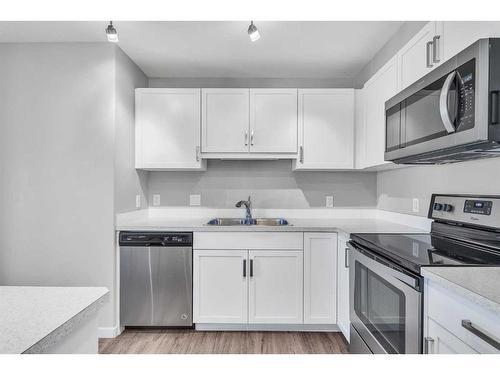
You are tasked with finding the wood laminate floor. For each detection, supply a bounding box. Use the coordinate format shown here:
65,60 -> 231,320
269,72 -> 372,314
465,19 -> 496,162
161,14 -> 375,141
99,329 -> 349,354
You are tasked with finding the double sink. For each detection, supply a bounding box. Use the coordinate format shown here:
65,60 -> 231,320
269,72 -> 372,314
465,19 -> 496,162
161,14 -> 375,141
206,218 -> 290,226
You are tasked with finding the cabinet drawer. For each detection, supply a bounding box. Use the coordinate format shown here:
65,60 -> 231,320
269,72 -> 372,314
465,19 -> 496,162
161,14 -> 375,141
193,232 -> 303,250
426,280 -> 500,353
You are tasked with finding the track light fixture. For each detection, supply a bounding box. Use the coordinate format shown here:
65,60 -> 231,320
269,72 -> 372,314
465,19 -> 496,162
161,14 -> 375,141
105,21 -> 119,43
248,21 -> 260,42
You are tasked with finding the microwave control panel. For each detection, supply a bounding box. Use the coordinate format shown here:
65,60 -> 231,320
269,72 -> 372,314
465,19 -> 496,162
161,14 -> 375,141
456,58 -> 476,131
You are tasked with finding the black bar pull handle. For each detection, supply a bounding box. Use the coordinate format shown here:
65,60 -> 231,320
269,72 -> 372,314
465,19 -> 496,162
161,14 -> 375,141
243,259 -> 247,277
491,90 -> 499,125
250,259 -> 254,277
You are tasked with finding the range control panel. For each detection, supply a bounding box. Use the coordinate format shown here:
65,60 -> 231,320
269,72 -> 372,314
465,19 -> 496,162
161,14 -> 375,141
429,194 -> 500,229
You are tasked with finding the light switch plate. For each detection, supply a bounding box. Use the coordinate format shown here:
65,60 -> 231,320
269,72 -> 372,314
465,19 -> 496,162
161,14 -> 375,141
135,195 -> 141,209
190,194 -> 201,206
153,194 -> 161,206
326,195 -> 334,208
412,198 -> 419,213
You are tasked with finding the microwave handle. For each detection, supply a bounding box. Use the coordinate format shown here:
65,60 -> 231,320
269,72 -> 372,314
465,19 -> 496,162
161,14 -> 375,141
439,71 -> 457,134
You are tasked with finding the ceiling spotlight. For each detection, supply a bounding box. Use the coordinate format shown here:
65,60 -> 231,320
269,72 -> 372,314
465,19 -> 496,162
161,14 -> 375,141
105,21 -> 119,43
248,21 -> 260,42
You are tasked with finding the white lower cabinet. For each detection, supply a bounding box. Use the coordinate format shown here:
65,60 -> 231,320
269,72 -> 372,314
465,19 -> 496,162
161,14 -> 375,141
425,318 -> 477,354
303,233 -> 337,324
193,250 -> 248,323
248,250 -> 303,324
336,233 -> 350,341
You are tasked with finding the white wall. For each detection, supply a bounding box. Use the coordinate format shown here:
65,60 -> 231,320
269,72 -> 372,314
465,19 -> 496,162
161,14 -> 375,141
0,43 -> 147,332
114,47 -> 149,213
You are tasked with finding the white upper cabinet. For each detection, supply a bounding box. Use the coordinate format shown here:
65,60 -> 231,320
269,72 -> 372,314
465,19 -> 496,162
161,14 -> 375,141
201,88 -> 250,153
249,89 -> 298,154
293,89 -> 354,170
363,56 -> 399,168
441,21 -> 500,61
135,88 -> 205,170
399,22 -> 442,90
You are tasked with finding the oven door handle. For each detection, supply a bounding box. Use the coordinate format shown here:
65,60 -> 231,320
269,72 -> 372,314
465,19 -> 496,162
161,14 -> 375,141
348,241 -> 421,291
439,71 -> 457,134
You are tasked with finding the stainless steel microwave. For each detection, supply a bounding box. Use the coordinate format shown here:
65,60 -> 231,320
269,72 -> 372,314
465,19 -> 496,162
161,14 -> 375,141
384,38 -> 500,164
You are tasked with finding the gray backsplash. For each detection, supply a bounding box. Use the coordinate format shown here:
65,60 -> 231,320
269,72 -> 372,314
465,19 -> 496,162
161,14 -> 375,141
148,160 -> 377,208
377,157 -> 500,216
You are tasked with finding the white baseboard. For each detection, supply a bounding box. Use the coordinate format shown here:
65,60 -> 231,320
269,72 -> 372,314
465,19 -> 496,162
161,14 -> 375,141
195,323 -> 340,332
98,325 -> 123,338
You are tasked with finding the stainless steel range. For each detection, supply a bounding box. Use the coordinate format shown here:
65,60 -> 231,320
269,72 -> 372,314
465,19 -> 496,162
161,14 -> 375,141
348,194 -> 500,354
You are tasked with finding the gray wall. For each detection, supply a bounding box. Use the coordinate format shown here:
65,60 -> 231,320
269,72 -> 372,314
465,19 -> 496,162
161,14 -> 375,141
148,160 -> 377,208
0,43 -> 116,328
114,47 -> 149,213
149,77 -> 356,88
377,158 -> 500,216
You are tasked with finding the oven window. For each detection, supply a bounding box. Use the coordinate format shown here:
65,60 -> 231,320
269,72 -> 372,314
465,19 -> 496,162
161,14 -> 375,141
354,261 -> 406,354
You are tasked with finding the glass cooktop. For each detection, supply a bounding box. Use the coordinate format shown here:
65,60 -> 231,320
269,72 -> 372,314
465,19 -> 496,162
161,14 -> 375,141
350,232 -> 500,274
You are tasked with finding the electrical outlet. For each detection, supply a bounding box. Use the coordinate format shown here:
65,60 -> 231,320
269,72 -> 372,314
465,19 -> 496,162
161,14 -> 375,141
190,194 -> 201,206
135,195 -> 141,209
412,198 -> 419,213
326,195 -> 334,208
153,194 -> 161,206
412,242 -> 419,257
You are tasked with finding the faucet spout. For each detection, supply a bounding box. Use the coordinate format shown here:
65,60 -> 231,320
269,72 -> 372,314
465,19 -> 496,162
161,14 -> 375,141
235,196 -> 252,220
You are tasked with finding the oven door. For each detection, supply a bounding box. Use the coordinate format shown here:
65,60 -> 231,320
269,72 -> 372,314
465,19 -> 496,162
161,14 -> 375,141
348,242 -> 422,354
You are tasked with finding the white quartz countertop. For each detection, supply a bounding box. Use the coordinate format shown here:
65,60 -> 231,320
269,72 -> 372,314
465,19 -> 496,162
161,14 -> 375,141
0,286 -> 109,354
116,209 -> 430,234
422,267 -> 500,316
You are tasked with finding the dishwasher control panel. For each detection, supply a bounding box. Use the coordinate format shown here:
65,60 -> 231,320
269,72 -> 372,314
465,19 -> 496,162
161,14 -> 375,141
119,232 -> 193,246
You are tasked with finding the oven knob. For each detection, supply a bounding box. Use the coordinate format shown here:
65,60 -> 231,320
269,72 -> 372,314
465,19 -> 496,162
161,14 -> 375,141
443,204 -> 453,212
433,203 -> 443,211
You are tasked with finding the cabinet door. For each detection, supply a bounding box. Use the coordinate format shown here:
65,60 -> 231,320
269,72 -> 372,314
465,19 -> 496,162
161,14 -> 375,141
441,21 -> 500,61
248,250 -> 303,324
201,89 -> 249,153
193,250 -> 248,323
354,89 -> 366,169
249,89 -> 298,153
295,89 -> 354,170
337,233 -> 350,341
135,88 -> 204,170
303,233 -> 337,324
425,318 -> 478,354
399,22 -> 438,89
364,56 -> 399,168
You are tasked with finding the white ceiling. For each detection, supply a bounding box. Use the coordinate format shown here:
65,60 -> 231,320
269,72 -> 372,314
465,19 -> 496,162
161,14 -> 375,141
0,21 -> 405,78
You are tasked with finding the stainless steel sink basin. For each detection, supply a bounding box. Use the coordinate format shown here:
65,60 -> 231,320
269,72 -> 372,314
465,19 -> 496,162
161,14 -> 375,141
206,218 -> 289,226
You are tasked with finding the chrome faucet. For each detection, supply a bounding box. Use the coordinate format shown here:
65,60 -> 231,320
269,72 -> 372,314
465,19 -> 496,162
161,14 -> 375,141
236,196 -> 252,220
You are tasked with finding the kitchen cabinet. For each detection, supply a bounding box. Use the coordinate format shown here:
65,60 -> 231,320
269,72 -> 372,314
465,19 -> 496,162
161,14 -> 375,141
362,55 -> 399,168
249,89 -> 298,154
424,318 -> 477,354
441,21 -> 500,61
398,22 -> 442,90
135,88 -> 205,170
303,233 -> 337,324
293,89 -> 354,170
424,277 -> 500,354
193,250 -> 248,323
354,89 -> 366,169
336,233 -> 350,341
248,250 -> 303,324
201,88 -> 250,153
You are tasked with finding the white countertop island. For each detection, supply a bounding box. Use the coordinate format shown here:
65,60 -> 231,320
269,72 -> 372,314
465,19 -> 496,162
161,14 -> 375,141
0,286 -> 109,354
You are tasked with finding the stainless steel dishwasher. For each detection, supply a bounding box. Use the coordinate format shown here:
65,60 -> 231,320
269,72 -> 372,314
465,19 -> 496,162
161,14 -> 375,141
119,232 -> 193,327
